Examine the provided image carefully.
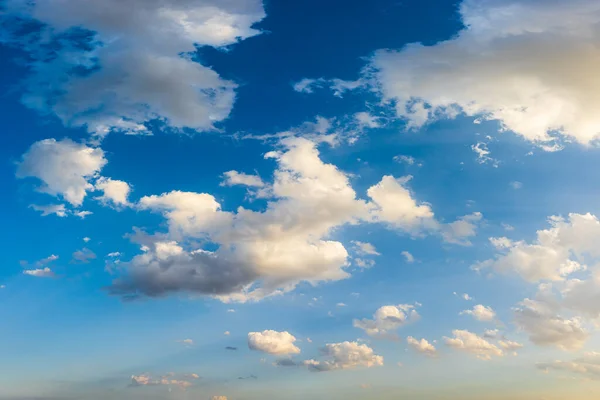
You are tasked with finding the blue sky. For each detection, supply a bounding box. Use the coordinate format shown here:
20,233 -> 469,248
2,0 -> 600,399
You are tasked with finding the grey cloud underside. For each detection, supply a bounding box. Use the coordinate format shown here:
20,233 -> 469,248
2,0 -> 266,136
108,249 -> 260,298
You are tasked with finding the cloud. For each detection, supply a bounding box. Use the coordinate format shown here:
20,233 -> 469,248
129,372 -> 198,389
225,346 -> 238,351
354,112 -> 381,129
474,213 -> 600,282
471,142 -> 498,166
498,339 -> 524,353
109,133 -> 474,302
454,292 -> 473,301
514,286 -> 588,351
444,329 -> 503,360
460,304 -> 496,322
107,252 -> 121,258
224,331 -> 230,336
71,248 -> 97,264
211,396 -> 228,400
351,241 -> 380,256
293,78 -> 326,94
16,139 -> 106,206
22,254 -> 59,277
367,175 -> 437,233
483,329 -> 499,339
2,0 -> 266,137
368,0 -> 600,146
94,177 -> 131,207
177,339 -> 194,346
510,181 -> 523,190
401,251 -> 415,263
302,341 -> 383,372
393,155 -> 416,165
248,330 -> 301,355
221,170 -> 265,188
353,304 -> 420,339
23,267 -> 55,278
538,352 -> 600,380
29,204 -> 68,217
442,212 -> 483,246
407,336 -> 438,357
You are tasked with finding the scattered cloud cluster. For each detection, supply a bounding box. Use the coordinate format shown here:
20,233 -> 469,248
460,304 -> 496,322
130,372 -> 199,389
302,341 -> 384,372
407,336 -> 438,357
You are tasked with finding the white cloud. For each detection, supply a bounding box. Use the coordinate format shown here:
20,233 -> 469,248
353,304 -> 420,339
211,396 -> 228,400
224,331 -> 230,336
454,292 -> 473,301
355,258 -> 375,269
471,142 -> 498,166
4,0 -> 266,136
401,251 -> 415,263
221,170 -> 265,188
107,252 -> 121,258
302,341 -> 383,372
407,336 -> 438,357
460,304 -> 496,322
74,210 -> 93,219
293,78 -> 325,94
393,155 -> 416,165
354,112 -> 380,129
538,352 -> 600,380
474,213 -> 600,282
248,330 -> 301,355
16,139 -> 106,206
369,0 -> 600,146
444,329 -> 503,360
177,339 -> 194,346
352,241 -> 380,256
95,177 -> 131,207
367,175 -> 437,233
442,212 -> 483,246
29,204 -> 67,217
110,133 -> 476,302
23,267 -> 54,278
83,237 -> 91,242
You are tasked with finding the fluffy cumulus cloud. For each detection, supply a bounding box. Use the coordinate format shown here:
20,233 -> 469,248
109,135 -> 444,301
247,330 -> 301,355
369,0 -> 600,146
474,213 -> 600,282
94,177 -> 131,207
2,0 -> 266,136
302,342 -> 384,372
538,352 -> 600,380
109,131 -> 481,302
16,139 -> 106,207
367,175 -> 437,233
444,329 -> 503,360
353,304 -> 420,339
460,304 -> 496,322
407,336 -> 438,357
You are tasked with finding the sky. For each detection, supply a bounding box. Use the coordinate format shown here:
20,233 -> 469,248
2,0 -> 600,399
